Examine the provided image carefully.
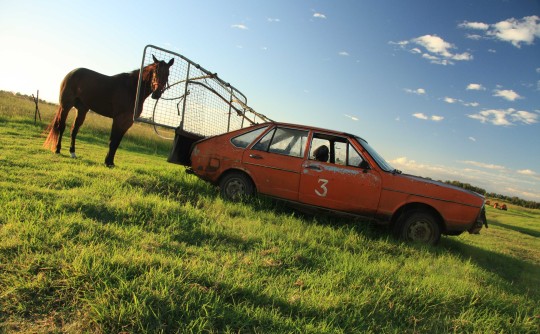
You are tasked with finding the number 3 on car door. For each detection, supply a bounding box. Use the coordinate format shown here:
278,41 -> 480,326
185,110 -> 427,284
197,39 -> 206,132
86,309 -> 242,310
315,179 -> 328,197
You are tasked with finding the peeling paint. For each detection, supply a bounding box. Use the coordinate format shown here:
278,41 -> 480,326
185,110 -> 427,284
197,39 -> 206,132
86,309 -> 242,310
322,165 -> 361,175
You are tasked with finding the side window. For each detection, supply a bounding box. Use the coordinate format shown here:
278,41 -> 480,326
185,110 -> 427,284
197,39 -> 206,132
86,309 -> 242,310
253,127 -> 308,158
310,138 -> 330,162
231,126 -> 267,148
347,145 -> 364,167
309,133 -> 365,167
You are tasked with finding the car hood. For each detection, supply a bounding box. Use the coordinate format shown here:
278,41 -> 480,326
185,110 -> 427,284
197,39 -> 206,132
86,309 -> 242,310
386,173 -> 485,207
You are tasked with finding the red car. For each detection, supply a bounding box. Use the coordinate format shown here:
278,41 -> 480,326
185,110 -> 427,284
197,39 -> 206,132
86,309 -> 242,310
182,122 -> 487,245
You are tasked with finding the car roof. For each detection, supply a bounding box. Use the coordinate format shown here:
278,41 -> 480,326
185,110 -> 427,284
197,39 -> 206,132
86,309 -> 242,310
256,121 -> 367,143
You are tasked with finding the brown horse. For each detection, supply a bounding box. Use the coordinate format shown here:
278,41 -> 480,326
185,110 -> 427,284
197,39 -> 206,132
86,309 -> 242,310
43,55 -> 174,167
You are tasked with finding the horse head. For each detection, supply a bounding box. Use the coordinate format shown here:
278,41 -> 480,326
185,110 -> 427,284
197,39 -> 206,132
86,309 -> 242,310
150,55 -> 174,99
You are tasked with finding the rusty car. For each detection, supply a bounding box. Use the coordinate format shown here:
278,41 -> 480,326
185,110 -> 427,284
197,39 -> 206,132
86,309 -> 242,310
184,122 -> 487,245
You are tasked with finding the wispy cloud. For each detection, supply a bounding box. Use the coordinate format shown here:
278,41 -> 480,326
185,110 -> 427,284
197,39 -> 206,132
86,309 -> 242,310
413,113 -> 444,121
404,88 -> 426,95
518,169 -> 537,176
468,108 -> 538,126
267,18 -> 280,23
313,12 -> 327,19
231,24 -> 248,30
459,21 -> 489,30
442,96 -> 478,107
459,15 -> 540,48
389,157 -> 540,200
467,83 -> 486,91
493,89 -> 522,101
338,51 -> 350,56
391,34 -> 472,65
344,114 -> 359,121
460,160 -> 506,170
468,136 -> 476,142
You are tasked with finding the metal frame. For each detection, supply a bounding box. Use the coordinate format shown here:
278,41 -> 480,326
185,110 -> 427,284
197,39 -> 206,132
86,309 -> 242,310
133,45 -> 272,138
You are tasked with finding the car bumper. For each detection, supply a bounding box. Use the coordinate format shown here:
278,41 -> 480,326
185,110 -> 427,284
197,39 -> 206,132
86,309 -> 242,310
468,205 -> 488,234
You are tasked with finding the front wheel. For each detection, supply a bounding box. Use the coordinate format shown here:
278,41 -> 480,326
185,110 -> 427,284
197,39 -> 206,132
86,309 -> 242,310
219,172 -> 255,201
398,211 -> 441,245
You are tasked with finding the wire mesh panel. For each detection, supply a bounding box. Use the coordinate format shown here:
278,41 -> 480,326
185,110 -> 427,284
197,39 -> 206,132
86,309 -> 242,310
134,45 -> 271,138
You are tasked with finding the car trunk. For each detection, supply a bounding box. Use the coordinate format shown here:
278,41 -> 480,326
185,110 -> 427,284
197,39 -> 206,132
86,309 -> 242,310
167,128 -> 204,166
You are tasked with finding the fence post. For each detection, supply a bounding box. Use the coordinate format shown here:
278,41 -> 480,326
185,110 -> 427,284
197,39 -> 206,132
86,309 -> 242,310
32,90 -> 41,124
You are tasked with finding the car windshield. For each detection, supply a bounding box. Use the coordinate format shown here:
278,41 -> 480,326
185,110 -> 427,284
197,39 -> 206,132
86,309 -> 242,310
355,137 -> 395,172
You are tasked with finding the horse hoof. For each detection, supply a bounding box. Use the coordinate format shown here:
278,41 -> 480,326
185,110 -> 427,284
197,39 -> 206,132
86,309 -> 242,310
105,163 -> 115,168
70,152 -> 77,158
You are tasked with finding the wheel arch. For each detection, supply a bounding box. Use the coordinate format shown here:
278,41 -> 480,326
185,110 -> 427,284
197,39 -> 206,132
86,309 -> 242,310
217,168 -> 257,193
391,202 -> 445,232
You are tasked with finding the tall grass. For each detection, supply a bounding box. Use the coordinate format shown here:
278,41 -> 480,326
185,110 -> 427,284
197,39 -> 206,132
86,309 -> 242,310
1,91 -> 539,333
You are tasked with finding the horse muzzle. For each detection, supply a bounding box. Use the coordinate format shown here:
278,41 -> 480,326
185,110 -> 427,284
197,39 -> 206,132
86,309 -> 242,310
151,89 -> 163,99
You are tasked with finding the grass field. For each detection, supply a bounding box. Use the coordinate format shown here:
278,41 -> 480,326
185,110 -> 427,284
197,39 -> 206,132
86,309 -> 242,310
1,91 -> 539,333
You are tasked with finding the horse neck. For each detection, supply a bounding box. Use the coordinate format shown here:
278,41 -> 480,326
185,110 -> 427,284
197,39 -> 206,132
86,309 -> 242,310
140,65 -> 155,98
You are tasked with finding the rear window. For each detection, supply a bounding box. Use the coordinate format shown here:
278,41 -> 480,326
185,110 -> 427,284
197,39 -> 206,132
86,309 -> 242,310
230,127 -> 268,148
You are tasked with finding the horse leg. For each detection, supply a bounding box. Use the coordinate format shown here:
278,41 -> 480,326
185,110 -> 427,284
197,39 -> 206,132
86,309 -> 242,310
69,108 -> 88,158
54,105 -> 72,154
105,113 -> 134,167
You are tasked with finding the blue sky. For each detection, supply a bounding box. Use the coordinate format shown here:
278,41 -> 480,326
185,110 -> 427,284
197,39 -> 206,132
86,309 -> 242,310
1,0 -> 539,200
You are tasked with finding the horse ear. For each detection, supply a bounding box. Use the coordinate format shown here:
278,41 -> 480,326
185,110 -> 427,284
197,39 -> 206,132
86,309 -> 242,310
168,58 -> 174,67
152,54 -> 158,63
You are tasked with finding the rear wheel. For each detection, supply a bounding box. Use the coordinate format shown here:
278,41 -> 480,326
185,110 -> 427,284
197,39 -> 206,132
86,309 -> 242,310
219,172 -> 254,201
398,211 -> 441,245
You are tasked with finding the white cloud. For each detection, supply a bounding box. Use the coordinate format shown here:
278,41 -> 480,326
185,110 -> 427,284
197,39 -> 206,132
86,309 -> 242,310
536,68 -> 540,74
231,24 -> 248,30
468,137 -> 476,142
338,51 -> 350,56
493,89 -> 522,101
405,88 -> 426,95
468,108 -> 538,126
344,114 -> 359,121
518,169 -> 537,176
444,97 -> 458,104
490,16 -> 540,48
412,113 -> 443,121
392,35 -> 472,65
467,83 -> 486,91
313,13 -> 327,19
460,15 -> 540,48
267,18 -> 280,23
459,21 -> 490,30
413,113 -> 428,120
464,102 -> 480,107
511,110 -> 538,124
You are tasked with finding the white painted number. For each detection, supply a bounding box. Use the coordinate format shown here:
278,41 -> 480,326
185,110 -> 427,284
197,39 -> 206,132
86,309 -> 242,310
315,179 -> 329,197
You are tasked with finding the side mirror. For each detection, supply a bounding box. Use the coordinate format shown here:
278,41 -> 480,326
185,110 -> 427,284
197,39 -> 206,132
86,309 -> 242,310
359,160 -> 370,170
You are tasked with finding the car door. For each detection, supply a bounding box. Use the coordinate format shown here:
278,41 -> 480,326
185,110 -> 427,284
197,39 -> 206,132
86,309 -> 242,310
242,126 -> 309,201
298,133 -> 382,216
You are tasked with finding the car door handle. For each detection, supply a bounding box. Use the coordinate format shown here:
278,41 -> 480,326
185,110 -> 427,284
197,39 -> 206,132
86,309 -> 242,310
249,154 -> 263,159
305,165 -> 322,171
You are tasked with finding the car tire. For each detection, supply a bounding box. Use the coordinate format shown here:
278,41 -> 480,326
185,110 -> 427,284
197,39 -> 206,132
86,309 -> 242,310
398,211 -> 441,245
219,172 -> 255,201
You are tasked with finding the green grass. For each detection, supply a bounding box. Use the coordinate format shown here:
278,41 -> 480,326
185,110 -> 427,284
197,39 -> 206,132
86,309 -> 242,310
1,91 -> 539,333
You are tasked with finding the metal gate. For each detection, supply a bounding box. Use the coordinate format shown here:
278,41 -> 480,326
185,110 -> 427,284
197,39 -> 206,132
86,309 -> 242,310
133,45 -> 272,139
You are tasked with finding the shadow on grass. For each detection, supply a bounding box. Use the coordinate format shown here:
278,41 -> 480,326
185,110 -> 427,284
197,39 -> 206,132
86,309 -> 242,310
441,238 -> 540,300
488,218 -> 540,238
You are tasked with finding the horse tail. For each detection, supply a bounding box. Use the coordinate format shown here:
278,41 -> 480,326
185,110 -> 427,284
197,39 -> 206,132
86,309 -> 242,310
43,105 -> 64,152
43,71 -> 76,152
